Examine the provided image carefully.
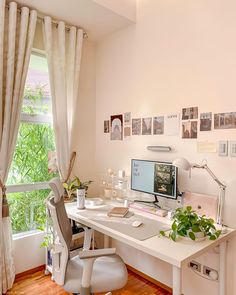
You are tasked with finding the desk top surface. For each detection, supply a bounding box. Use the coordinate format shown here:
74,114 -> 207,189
65,201 -> 236,268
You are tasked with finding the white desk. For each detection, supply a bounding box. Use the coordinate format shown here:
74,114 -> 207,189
66,201 -> 235,295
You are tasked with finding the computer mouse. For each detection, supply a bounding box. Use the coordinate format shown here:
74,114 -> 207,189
132,220 -> 143,227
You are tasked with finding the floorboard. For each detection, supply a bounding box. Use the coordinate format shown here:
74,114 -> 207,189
7,269 -> 171,295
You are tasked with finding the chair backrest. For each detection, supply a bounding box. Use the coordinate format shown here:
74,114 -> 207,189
47,178 -> 72,285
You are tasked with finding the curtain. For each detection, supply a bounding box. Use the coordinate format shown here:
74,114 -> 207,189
42,17 -> 83,181
0,1 -> 37,293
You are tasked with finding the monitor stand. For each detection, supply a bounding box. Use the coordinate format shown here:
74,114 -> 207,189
133,195 -> 161,209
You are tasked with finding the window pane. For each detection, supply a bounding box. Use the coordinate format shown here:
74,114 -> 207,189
23,53 -> 52,115
7,122 -> 56,185
8,189 -> 50,234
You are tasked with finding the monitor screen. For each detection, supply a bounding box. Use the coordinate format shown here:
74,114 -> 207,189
131,159 -> 178,199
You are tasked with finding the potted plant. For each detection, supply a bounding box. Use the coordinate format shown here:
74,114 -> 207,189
160,206 -> 221,242
63,177 -> 93,208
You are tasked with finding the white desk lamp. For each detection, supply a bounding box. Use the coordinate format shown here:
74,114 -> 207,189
172,157 -> 226,225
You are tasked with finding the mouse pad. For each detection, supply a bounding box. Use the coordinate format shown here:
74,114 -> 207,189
77,207 -> 170,241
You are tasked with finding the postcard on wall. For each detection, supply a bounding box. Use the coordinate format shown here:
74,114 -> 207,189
164,113 -> 180,136
197,141 -> 216,153
153,116 -> 164,135
132,118 -> 141,135
214,112 -> 236,129
182,121 -> 198,139
124,126 -> 131,140
110,114 -> 123,140
142,117 -> 152,135
104,120 -> 110,133
200,112 -> 212,131
124,112 -> 131,126
182,107 -> 198,120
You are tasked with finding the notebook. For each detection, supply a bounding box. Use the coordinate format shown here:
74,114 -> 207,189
107,207 -> 129,217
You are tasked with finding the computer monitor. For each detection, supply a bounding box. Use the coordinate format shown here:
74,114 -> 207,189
131,159 -> 178,206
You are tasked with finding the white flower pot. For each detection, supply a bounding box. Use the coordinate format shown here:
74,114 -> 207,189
77,189 -> 86,209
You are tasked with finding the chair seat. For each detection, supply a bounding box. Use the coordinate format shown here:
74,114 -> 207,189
63,254 -> 128,293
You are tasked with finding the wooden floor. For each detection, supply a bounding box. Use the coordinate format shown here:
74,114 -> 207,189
7,269 -> 171,295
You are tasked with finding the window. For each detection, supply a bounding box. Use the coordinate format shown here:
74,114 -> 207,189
7,51 -> 57,235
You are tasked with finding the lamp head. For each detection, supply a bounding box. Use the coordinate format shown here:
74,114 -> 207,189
172,157 -> 191,171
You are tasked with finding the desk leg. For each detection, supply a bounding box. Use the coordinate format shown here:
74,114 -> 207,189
104,235 -> 110,248
219,241 -> 227,295
172,265 -> 182,295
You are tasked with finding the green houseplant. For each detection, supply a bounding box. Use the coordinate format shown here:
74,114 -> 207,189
160,206 -> 221,242
63,176 -> 92,199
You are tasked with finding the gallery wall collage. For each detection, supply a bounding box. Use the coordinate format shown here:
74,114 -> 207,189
104,107 -> 236,157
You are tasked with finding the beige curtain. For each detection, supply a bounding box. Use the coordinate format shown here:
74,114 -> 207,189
0,1 -> 37,293
42,17 -> 83,181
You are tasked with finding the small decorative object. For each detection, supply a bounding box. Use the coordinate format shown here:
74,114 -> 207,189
63,177 -> 92,206
218,140 -> 228,157
159,206 -> 221,242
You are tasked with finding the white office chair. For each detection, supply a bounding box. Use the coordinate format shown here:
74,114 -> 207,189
47,178 -> 128,295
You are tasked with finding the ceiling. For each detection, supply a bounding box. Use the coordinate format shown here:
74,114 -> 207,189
8,0 -> 136,40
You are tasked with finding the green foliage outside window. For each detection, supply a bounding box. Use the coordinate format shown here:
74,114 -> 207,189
7,84 -> 57,234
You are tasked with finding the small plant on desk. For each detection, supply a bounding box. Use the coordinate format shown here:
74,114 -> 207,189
159,206 -> 221,242
63,176 -> 93,199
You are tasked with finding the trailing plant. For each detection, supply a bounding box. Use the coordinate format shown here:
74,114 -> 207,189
63,176 -> 93,198
159,206 -> 221,242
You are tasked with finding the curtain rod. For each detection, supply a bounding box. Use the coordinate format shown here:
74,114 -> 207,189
5,3 -> 88,39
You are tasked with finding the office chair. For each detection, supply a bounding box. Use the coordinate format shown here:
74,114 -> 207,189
47,178 -> 128,295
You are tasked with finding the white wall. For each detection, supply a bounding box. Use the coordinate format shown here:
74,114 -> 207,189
95,0 -> 236,294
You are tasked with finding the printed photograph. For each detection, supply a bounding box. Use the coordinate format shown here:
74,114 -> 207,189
182,107 -> 198,120
110,114 -> 123,140
214,112 -> 236,129
104,120 -> 109,133
153,164 -> 175,197
153,116 -> 164,135
142,117 -> 152,135
132,118 -> 141,135
182,121 -> 198,139
124,126 -> 131,139
124,112 -> 131,125
200,112 -> 212,131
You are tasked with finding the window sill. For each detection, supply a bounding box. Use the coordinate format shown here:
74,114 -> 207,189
13,229 -> 45,241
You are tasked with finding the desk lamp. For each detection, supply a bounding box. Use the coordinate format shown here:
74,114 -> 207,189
172,158 -> 226,225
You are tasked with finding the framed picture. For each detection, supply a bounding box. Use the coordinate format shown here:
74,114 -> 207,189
132,118 -> 141,135
142,117 -> 152,135
110,114 -> 123,140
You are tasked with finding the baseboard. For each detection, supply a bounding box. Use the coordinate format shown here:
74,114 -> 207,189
15,265 -> 45,280
126,264 -> 172,293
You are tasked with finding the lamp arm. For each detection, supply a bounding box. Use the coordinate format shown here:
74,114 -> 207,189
192,164 -> 226,189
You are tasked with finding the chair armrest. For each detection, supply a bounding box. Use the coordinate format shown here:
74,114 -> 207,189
79,248 -> 116,259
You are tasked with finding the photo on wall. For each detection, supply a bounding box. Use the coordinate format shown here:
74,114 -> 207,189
200,112 -> 212,131
142,117 -> 152,135
104,120 -> 110,133
132,118 -> 141,135
124,126 -> 131,139
124,112 -> 131,125
214,112 -> 236,129
182,107 -> 198,120
110,114 -> 123,140
182,121 -> 198,138
153,116 -> 164,135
